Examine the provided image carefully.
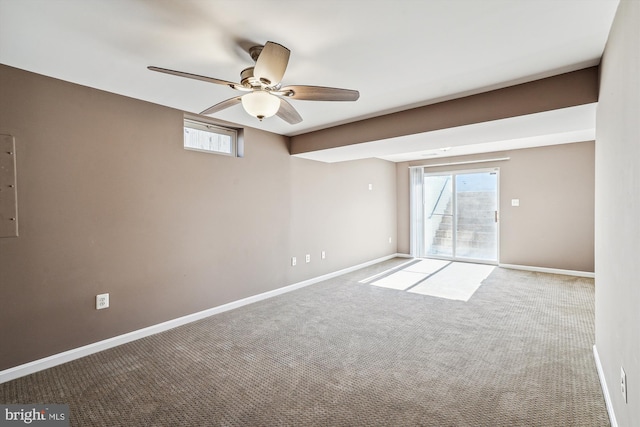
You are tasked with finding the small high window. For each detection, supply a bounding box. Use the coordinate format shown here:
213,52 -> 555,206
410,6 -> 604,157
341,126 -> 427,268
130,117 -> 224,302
183,118 -> 239,157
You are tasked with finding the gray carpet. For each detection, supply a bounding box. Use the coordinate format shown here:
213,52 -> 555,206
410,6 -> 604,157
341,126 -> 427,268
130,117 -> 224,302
1,259 -> 609,426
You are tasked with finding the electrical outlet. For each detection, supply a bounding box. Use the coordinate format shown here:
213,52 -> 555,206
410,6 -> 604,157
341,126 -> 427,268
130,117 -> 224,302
291,257 -> 297,266
321,251 -> 326,260
96,293 -> 109,310
305,254 -> 311,263
621,367 -> 627,403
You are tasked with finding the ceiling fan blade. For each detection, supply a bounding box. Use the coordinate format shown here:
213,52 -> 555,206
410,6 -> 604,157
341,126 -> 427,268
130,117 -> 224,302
200,97 -> 241,115
276,98 -> 303,124
279,85 -> 360,101
253,41 -> 290,87
148,66 -> 243,90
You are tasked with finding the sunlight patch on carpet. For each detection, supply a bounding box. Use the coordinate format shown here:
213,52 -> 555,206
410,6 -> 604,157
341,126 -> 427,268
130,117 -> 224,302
404,259 -> 450,274
369,271 -> 428,290
366,259 -> 450,290
408,262 -> 495,301
358,259 -> 417,284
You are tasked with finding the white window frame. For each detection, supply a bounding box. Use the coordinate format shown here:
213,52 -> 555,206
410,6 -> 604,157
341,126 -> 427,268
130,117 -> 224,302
183,118 -> 239,157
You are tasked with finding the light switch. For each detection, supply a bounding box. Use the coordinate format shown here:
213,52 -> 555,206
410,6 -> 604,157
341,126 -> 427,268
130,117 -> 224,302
511,199 -> 520,207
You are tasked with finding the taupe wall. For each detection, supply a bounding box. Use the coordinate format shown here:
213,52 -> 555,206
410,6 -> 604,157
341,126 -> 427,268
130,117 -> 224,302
396,142 -> 595,272
0,65 -> 397,370
595,1 -> 640,425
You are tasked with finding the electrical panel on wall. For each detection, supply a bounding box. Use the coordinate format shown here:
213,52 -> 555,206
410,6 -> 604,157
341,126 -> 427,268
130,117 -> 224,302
0,134 -> 18,237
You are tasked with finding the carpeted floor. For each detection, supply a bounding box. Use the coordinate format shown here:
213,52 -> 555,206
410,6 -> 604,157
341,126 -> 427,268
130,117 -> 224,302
1,259 -> 609,426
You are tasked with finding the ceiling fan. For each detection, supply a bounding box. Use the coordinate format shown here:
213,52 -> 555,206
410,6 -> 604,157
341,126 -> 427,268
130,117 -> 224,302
148,41 -> 359,124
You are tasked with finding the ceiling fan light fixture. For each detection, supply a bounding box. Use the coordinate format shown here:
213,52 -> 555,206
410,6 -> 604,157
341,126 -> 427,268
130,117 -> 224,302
241,91 -> 280,121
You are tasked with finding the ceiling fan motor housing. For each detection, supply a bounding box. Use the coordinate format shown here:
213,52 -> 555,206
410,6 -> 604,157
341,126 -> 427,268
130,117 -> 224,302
240,67 -> 258,88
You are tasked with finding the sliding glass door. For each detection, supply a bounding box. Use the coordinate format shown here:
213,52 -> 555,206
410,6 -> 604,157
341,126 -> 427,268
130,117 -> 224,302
424,175 -> 453,257
423,170 -> 498,263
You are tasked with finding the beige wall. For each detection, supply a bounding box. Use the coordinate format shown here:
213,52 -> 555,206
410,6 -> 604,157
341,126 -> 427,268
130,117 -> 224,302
595,1 -> 640,425
396,142 -> 595,272
0,65 -> 397,370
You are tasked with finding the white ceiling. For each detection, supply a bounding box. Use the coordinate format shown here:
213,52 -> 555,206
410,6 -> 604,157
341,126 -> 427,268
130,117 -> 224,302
0,0 -> 619,161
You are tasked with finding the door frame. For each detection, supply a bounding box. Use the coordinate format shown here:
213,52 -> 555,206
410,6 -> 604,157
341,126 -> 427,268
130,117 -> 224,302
420,167 -> 500,265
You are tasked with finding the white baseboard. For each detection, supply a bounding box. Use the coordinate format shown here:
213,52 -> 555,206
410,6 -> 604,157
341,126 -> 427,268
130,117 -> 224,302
593,345 -> 618,427
498,263 -> 595,278
395,253 -> 412,258
0,253 -> 402,384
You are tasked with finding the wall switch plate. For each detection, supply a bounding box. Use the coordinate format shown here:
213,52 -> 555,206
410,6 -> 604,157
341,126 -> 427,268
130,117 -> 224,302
621,367 -> 627,403
291,257 -> 297,266
389,237 -> 392,244
96,293 -> 109,310
368,183 -> 373,191
321,251 -> 326,260
305,254 -> 311,263
511,199 -> 520,207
